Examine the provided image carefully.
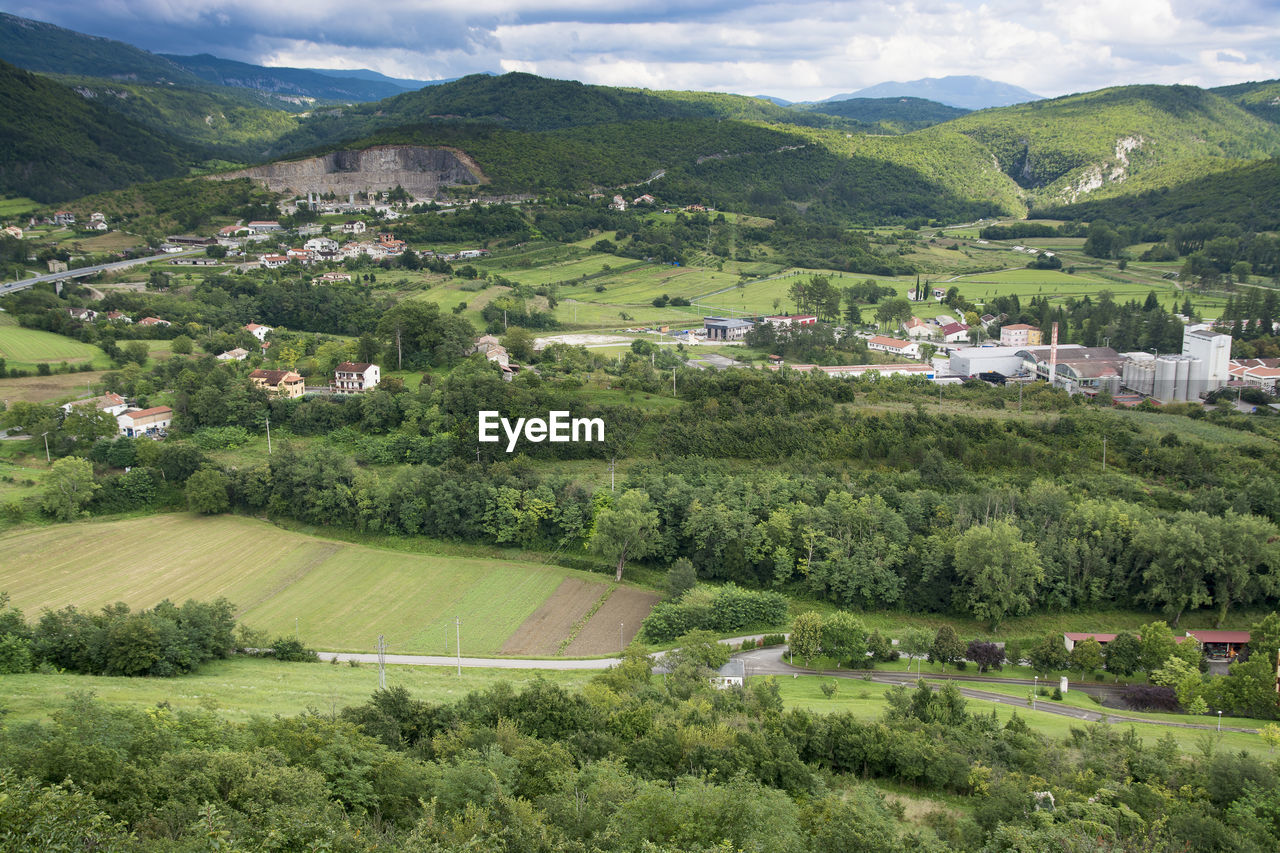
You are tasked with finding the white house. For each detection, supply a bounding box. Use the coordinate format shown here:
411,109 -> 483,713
217,348 -> 249,361
258,254 -> 289,269
903,317 -> 932,338
305,237 -> 339,253
62,392 -> 129,418
940,322 -> 971,343
866,335 -> 921,359
244,323 -> 273,341
342,221 -> 367,234
333,361 -> 380,393
762,315 -> 818,328
117,406 -> 172,437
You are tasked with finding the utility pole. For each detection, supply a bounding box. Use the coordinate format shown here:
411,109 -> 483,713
395,326 -> 402,370
266,414 -> 272,454
619,621 -> 624,651
672,367 -> 677,397
609,456 -> 616,492
1018,381 -> 1023,414
455,617 -> 461,677
1102,436 -> 1107,472
377,634 -> 387,690
41,432 -> 50,463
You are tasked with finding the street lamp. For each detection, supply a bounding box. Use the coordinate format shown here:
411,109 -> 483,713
40,431 -> 50,463
1218,710 -> 1222,732
1033,676 -> 1038,710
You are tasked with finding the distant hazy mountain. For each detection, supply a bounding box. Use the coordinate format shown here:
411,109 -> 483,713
828,76 -> 1042,110
753,95 -> 792,107
0,12 -> 197,84
161,54 -> 422,102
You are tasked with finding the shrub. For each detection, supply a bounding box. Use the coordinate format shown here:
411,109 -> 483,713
739,638 -> 756,650
640,583 -> 789,643
1121,684 -> 1180,712
760,634 -> 786,647
269,637 -> 319,662
0,635 -> 33,674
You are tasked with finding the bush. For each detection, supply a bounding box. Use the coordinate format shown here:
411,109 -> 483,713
739,638 -> 756,650
269,637 -> 319,662
0,634 -> 33,673
1121,684 -> 1180,712
1051,687 -> 1063,701
760,634 -> 786,647
640,583 -> 788,643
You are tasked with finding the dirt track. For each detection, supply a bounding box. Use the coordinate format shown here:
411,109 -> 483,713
500,577 -> 607,655
566,587 -> 661,655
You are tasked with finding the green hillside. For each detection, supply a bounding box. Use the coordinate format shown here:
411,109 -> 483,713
1212,78 -> 1280,125
946,84 -> 1280,204
0,59 -> 191,203
798,96 -> 969,131
51,75 -> 303,161
0,12 -> 196,83
1035,157 -> 1280,229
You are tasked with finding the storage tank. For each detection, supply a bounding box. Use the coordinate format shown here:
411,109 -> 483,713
1174,356 -> 1191,402
1154,357 -> 1177,402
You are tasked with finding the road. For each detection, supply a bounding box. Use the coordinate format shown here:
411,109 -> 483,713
0,248 -> 205,295
308,642 -> 1257,735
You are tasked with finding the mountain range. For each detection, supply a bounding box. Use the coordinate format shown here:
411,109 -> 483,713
0,9 -> 1277,233
824,76 -> 1044,110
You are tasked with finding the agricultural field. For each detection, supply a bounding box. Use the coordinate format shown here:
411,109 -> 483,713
0,314 -> 108,370
0,196 -> 38,217
0,514 -> 657,655
0,657 -> 592,723
0,368 -> 110,403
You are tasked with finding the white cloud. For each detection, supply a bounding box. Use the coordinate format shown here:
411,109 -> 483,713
2,0 -> 1278,100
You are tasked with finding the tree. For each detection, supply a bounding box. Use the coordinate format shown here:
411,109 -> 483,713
1151,655 -> 1204,709
589,489 -> 660,582
898,627 -> 934,674
952,520 -> 1043,629
170,334 -> 193,355
185,468 -> 230,515
789,611 -> 823,662
1259,723 -> 1280,752
821,611 -> 868,667
665,557 -> 697,600
502,326 -> 536,362
967,640 -> 1004,673
1069,638 -> 1104,678
1249,612 -> 1280,665
1027,634 -> 1069,675
1104,632 -> 1141,678
1136,516 -> 1213,625
121,341 -> 149,366
1138,621 -> 1179,674
929,625 -> 965,669
41,457 -> 99,521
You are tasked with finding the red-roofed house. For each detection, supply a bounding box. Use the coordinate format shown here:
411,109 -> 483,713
1186,630 -> 1250,660
138,317 -> 170,327
903,317 -> 931,338
940,322 -> 970,343
1063,632 -> 1118,652
867,335 -> 921,359
244,323 -> 273,341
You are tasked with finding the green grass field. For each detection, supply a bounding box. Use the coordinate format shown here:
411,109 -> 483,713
0,514 -> 589,655
0,197 -> 38,217
0,315 -> 107,369
770,675 -> 1272,757
0,657 -> 592,723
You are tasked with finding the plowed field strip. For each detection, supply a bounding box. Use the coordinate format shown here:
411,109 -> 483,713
500,577 -> 608,655
565,587 -> 661,655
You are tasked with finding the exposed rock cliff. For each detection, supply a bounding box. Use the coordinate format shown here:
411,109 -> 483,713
215,145 -> 483,197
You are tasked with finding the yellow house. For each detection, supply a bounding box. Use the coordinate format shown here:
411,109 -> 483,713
249,368 -> 305,398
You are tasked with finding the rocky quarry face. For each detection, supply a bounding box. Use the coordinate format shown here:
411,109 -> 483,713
214,145 -> 483,198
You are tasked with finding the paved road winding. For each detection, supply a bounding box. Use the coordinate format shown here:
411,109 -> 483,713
0,248 -> 205,294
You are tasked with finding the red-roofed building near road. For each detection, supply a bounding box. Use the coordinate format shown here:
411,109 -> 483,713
940,322 -> 970,343
1186,630 -> 1251,660
866,335 -> 921,359
1063,632 -> 1118,652
137,317 -> 170,327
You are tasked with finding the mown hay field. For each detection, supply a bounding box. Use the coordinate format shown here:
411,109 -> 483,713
0,514 -> 582,655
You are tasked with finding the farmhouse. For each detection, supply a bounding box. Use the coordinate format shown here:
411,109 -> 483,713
217,348 -> 249,361
66,307 -> 98,322
866,335 -> 921,359
2,225 -> 22,239
342,221 -> 367,234
137,317 -> 170,327
244,323 -> 273,341
105,311 -> 131,323
62,392 -> 128,417
305,237 -> 339,253
333,362 -> 380,393
249,368 -> 305,399
711,659 -> 745,689
117,406 -> 172,438
939,322 -> 970,343
703,317 -> 753,341
903,317 -> 931,338
258,254 -> 289,269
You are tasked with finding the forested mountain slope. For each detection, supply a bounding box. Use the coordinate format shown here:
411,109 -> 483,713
797,96 -> 969,131
1212,79 -> 1280,125
0,59 -> 191,203
946,85 -> 1280,205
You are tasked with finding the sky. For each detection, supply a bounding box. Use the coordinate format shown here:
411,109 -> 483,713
3,0 -> 1279,101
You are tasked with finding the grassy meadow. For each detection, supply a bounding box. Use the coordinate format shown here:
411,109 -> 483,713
0,513 -> 587,655
0,313 -> 108,370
